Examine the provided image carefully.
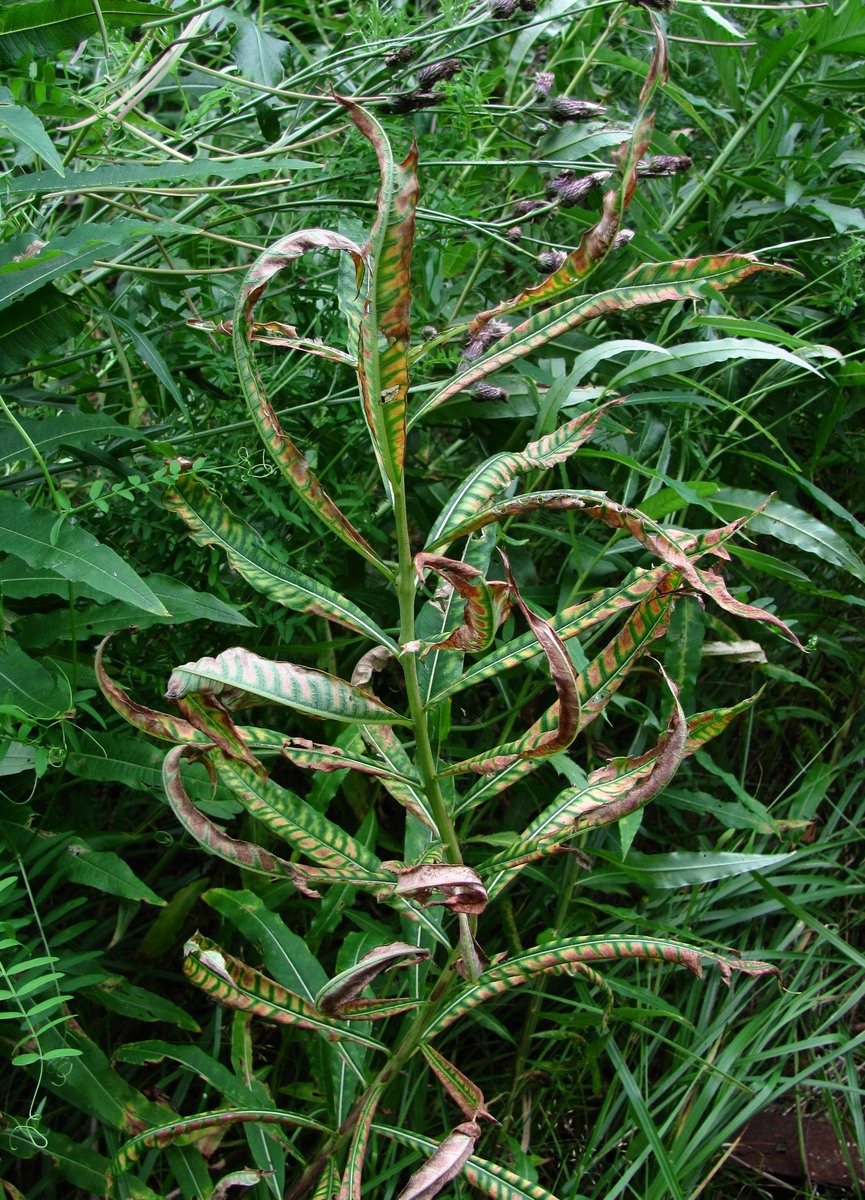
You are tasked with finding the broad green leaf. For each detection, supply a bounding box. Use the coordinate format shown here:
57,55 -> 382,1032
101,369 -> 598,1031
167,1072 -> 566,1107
227,10 -> 289,86
0,406 -> 135,472
0,0 -> 161,64
422,936 -> 780,1039
0,90 -> 63,173
710,488 -> 865,585
63,844 -> 165,905
0,493 -> 168,614
0,284 -> 84,373
233,228 -> 388,575
116,1039 -> 285,1109
376,1125 -> 560,1200
810,0 -> 865,56
204,889 -> 327,1003
42,1131 -> 123,1198
4,156 -> 320,197
426,401 -> 620,551
167,647 -> 407,724
105,310 -> 189,421
0,637 -> 69,718
0,216 -> 201,309
182,934 -> 386,1051
593,849 -> 797,888
411,255 -> 794,423
608,337 -> 820,389
164,471 -> 397,650
83,975 -> 199,1031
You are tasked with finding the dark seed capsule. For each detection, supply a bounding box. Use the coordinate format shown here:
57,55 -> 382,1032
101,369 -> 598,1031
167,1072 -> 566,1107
417,58 -> 462,88
464,319 -> 512,361
489,0 -> 518,18
537,250 -> 567,273
611,229 -> 635,251
384,45 -> 418,67
519,0 -> 537,11
548,97 -> 607,123
627,0 -> 676,11
422,325 -> 440,340
637,155 -> 693,177
513,198 -> 547,218
556,175 -> 603,208
507,225 -> 523,243
386,90 -> 445,115
545,169 -> 576,197
472,382 -> 510,402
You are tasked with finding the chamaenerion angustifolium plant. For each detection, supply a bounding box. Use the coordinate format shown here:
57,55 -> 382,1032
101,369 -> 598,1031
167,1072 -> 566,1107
96,14 -> 801,1199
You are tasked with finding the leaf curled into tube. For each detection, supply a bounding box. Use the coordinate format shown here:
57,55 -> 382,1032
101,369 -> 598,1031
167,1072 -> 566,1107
395,1122 -> 481,1200
314,942 -> 430,1016
391,863 -> 488,915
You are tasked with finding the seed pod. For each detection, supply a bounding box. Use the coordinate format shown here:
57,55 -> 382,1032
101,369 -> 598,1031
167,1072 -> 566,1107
537,250 -> 567,273
507,225 -> 523,243
384,45 -> 418,68
472,382 -> 510,402
637,155 -> 693,177
489,0 -> 518,18
417,58 -> 462,88
548,97 -> 606,123
513,198 -> 547,218
611,229 -> 635,251
422,325 -> 440,341
386,90 -> 445,115
463,319 -> 512,361
556,175 -> 603,208
533,71 -> 555,99
545,169 -> 575,197
627,0 -> 675,10
519,0 -> 537,11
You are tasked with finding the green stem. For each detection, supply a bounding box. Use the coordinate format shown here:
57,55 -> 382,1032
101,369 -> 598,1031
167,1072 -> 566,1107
660,44 -> 811,237
393,478 -> 464,867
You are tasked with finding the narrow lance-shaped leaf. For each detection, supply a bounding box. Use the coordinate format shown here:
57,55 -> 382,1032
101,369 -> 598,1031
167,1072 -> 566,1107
423,937 -> 781,1039
410,255 -> 796,424
232,229 -> 388,575
188,315 -> 357,367
166,647 -> 409,724
406,554 -> 511,656
340,1082 -> 386,1200
110,1108 -> 328,1178
441,553 -> 580,776
376,1126 -> 562,1200
420,1045 -> 496,1124
337,95 -> 417,493
279,736 -> 416,784
484,667 -> 687,898
395,1122 -> 481,1200
456,582 -> 678,812
182,935 -> 386,1051
164,471 -> 398,651
96,634 -> 208,745
162,745 -> 323,896
315,942 -> 430,1017
426,400 -> 622,551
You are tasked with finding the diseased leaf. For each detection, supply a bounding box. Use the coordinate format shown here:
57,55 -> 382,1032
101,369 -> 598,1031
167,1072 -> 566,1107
423,937 -> 780,1038
391,863 -> 488,915
166,647 -> 408,724
315,942 -> 430,1016
164,471 -> 398,650
395,1122 -> 481,1200
339,1083 -> 385,1200
408,554 -> 511,655
182,934 -> 386,1050
421,1045 -> 495,1123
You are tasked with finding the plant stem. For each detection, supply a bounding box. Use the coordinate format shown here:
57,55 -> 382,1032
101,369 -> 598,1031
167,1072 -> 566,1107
393,477 -> 464,867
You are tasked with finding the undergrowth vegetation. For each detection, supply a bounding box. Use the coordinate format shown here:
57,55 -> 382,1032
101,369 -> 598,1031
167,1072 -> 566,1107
1,0 -> 863,1198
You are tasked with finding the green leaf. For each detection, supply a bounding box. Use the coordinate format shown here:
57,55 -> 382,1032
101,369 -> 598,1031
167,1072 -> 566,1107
164,471 -> 397,650
0,285 -> 85,374
83,975 -> 199,1031
809,0 -> 865,56
63,844 -> 166,905
411,255 -> 794,424
0,493 -> 168,613
166,647 -> 408,724
0,0 -> 162,64
3,155 -> 320,196
0,637 -> 69,718
593,849 -> 797,888
0,406 -> 135,472
228,11 -> 289,87
608,337 -> 821,389
710,488 -> 865,584
0,91 -> 64,173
